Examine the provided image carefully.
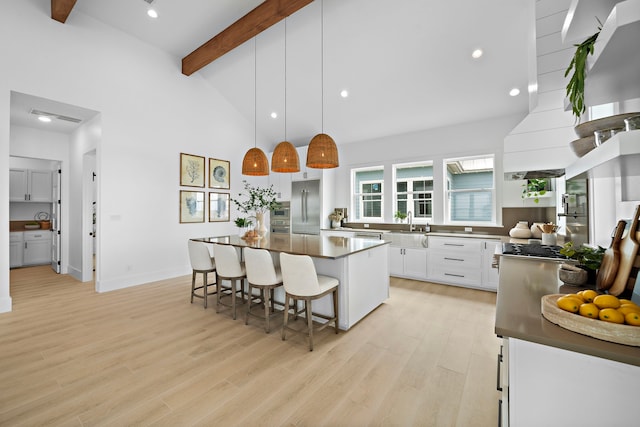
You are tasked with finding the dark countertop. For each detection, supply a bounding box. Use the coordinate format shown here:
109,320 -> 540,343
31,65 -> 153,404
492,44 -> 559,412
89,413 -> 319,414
192,234 -> 389,259
495,256 -> 640,367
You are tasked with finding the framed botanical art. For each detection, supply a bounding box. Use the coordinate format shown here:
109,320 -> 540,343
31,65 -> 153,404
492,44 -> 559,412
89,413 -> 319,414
179,190 -> 205,223
209,192 -> 230,222
180,153 -> 205,187
209,158 -> 230,189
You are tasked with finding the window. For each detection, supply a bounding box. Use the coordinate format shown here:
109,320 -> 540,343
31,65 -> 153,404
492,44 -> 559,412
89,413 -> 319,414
394,162 -> 433,221
445,155 -> 494,223
353,167 -> 383,220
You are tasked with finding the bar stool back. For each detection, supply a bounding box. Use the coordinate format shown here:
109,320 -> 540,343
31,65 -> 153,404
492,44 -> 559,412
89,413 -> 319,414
244,247 -> 283,333
187,240 -> 216,308
279,252 -> 339,351
213,244 -> 246,320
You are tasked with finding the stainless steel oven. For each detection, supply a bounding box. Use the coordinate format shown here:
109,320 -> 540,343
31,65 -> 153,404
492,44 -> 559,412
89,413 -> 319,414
271,201 -> 290,234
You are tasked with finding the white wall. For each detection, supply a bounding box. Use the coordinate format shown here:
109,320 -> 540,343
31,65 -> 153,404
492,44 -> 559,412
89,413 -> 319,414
1,1 -> 253,311
335,113 -> 525,226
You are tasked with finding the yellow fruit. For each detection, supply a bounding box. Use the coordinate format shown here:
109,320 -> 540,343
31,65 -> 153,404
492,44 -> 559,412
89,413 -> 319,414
557,296 -> 582,313
593,294 -> 621,309
619,299 -> 639,308
581,290 -> 598,303
625,312 -> 640,326
579,303 -> 600,319
599,308 -> 625,324
618,305 -> 640,316
566,293 -> 585,302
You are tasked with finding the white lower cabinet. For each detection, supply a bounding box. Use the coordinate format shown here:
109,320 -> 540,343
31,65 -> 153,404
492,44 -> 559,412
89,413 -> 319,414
10,232 -> 24,268
427,237 -> 482,287
389,247 -> 428,280
506,338 -> 640,427
23,230 -> 51,266
481,240 -> 500,291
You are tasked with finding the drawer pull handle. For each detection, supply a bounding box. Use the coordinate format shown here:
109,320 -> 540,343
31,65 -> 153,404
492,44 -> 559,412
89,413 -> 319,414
496,352 -> 503,392
444,243 -> 464,247
444,257 -> 464,262
444,273 -> 464,278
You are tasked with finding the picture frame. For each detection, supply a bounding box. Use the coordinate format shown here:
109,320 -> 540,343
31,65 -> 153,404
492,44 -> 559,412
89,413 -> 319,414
180,153 -> 205,187
179,190 -> 205,223
209,192 -> 230,222
209,158 -> 230,189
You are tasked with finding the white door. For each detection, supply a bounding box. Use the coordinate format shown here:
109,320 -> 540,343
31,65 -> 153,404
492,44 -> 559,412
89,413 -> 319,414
51,166 -> 61,273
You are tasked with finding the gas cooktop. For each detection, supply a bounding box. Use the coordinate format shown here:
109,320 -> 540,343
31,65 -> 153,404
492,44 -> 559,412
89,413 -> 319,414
502,243 -> 568,259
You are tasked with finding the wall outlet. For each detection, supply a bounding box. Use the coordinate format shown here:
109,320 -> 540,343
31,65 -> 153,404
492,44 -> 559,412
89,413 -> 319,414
364,223 -> 369,228
465,227 -> 473,233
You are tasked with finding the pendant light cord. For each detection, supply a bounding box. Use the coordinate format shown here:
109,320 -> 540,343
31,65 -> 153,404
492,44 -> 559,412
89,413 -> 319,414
321,0 -> 324,133
284,18 -> 287,142
254,37 -> 257,149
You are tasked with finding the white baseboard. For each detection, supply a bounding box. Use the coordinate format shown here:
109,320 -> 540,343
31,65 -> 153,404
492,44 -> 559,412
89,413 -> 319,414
96,268 -> 189,293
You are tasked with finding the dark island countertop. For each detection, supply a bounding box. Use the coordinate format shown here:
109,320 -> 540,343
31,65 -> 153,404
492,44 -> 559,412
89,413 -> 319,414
495,255 -> 640,367
191,234 -> 389,260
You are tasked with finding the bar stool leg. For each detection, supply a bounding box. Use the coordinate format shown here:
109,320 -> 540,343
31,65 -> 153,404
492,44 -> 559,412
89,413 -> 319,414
264,288 -> 271,333
203,272 -> 208,309
333,288 -> 339,333
282,295 -> 290,341
190,271 -> 196,303
306,298 -> 314,351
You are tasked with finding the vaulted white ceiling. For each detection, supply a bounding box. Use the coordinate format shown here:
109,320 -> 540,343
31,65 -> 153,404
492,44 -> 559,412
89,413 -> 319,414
18,0 -> 533,150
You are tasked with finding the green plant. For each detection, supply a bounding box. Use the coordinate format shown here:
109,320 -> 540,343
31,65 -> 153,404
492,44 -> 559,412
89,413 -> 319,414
521,178 -> 548,203
394,211 -> 407,220
233,217 -> 253,228
565,23 -> 601,121
231,180 -> 280,214
559,242 -> 605,271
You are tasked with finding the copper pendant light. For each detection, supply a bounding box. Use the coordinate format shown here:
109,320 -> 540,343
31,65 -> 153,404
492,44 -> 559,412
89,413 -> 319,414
307,0 -> 339,169
272,18 -> 300,173
242,37 -> 269,176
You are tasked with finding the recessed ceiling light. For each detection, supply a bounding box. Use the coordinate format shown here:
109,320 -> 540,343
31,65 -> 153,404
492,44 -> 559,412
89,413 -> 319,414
472,49 -> 483,59
147,8 -> 158,18
270,112 -> 278,119
509,88 -> 521,97
340,90 -> 349,98
38,116 -> 52,123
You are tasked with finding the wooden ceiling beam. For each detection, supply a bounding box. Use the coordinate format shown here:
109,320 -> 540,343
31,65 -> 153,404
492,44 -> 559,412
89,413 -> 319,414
51,0 -> 78,23
182,0 -> 314,76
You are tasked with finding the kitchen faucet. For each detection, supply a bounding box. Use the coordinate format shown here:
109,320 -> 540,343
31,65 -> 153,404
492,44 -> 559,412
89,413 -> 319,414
407,211 -> 414,232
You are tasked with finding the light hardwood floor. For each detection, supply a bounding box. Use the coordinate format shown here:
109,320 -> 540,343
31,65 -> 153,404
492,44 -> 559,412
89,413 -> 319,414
1,266 -> 500,426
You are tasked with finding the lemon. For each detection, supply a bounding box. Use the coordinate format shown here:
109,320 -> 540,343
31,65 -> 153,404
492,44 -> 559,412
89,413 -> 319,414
619,299 -> 640,308
599,308 -> 625,324
566,293 -> 585,302
579,303 -> 599,319
624,312 -> 640,326
581,290 -> 598,303
618,304 -> 640,316
593,294 -> 621,309
557,296 -> 582,313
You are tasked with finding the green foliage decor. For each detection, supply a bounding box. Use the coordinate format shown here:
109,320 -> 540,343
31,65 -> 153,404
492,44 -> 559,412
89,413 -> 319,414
231,180 -> 280,214
233,217 -> 253,228
521,178 -> 548,203
565,26 -> 600,121
560,242 -> 605,271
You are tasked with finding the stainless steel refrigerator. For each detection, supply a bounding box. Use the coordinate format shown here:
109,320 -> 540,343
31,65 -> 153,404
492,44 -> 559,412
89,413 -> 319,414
291,179 -> 321,235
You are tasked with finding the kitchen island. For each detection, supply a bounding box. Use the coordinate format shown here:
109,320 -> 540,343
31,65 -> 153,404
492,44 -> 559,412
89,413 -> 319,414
495,255 -> 640,427
192,234 -> 390,330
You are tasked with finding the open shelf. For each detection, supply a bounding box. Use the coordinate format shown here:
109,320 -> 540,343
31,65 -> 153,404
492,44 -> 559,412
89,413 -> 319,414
565,129 -> 640,179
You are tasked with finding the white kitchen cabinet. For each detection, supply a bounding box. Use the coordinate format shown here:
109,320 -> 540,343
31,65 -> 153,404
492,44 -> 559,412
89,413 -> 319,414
23,230 -> 51,266
10,169 -> 53,202
10,232 -> 24,268
481,240 -> 500,291
428,236 -> 482,288
385,233 -> 428,280
507,337 -> 639,427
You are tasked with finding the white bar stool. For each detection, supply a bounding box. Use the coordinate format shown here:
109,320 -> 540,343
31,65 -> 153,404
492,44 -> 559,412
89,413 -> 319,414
187,240 -> 216,308
213,244 -> 246,320
279,252 -> 339,351
244,247 -> 284,333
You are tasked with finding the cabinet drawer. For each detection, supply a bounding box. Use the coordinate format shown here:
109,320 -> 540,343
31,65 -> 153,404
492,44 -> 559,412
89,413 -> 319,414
429,264 -> 482,286
24,230 -> 50,241
428,237 -> 482,253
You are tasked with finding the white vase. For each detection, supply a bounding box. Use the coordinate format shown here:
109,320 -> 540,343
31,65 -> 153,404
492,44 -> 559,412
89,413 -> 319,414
530,222 -> 544,239
509,221 -> 532,238
255,212 -> 268,238
331,220 -> 341,228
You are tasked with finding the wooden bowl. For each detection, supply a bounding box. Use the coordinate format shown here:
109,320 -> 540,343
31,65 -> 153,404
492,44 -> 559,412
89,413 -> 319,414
574,112 -> 640,138
569,135 -> 596,157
